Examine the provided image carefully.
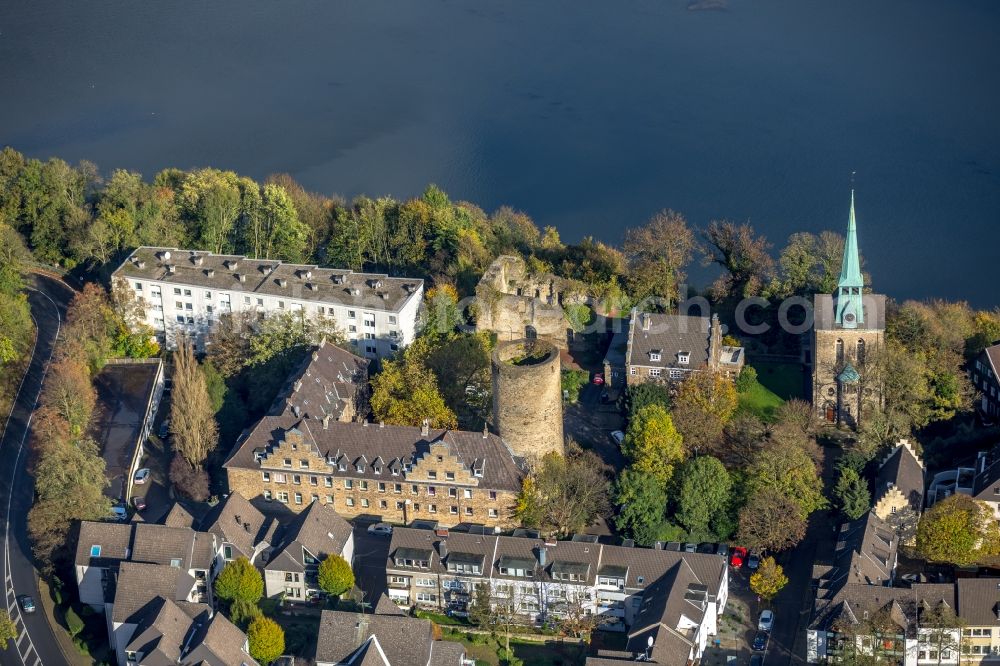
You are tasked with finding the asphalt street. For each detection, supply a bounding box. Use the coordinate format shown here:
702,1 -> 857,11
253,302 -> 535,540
0,274 -> 76,666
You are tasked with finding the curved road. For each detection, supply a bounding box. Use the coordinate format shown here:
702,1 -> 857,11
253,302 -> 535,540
0,274 -> 76,666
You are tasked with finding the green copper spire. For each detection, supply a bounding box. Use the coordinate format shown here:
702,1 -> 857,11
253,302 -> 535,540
835,189 -> 864,328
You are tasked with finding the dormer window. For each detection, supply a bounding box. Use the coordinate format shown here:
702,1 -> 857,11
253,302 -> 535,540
338,463 -> 346,472
678,352 -> 690,365
373,466 -> 382,475
356,464 -> 365,473
474,468 -> 484,478
649,351 -> 661,362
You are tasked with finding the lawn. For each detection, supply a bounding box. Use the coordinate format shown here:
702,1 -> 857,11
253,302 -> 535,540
737,381 -> 785,422
439,628 -> 585,666
751,360 -> 806,400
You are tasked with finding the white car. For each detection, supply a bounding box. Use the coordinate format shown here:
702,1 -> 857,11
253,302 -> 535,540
367,522 -> 393,536
758,610 -> 774,632
609,430 -> 625,446
133,468 -> 151,485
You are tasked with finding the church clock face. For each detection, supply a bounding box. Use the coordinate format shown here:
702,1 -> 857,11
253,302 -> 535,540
844,312 -> 856,323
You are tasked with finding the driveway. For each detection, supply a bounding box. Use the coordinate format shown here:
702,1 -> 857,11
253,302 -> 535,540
351,524 -> 392,610
564,383 -> 626,471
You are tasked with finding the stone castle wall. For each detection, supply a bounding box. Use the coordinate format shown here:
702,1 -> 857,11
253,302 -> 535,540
491,339 -> 565,461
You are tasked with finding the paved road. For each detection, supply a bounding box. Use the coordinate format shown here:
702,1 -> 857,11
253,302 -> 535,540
0,274 -> 76,666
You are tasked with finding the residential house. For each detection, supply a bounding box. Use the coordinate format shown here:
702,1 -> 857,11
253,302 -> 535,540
270,339 -> 370,423
972,344 -> 1000,422
200,490 -> 279,569
929,444 -> 1000,518
223,416 -> 525,529
263,500 -> 354,601
957,578 -> 1000,662
814,512 -> 899,601
624,309 -> 743,387
315,609 -> 469,666
383,526 -> 727,661
872,439 -> 925,544
112,246 -> 423,358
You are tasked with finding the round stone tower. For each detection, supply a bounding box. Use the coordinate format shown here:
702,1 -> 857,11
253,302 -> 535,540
491,338 -> 564,461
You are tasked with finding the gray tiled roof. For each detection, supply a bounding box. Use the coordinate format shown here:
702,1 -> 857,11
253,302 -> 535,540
316,611 -> 439,666
224,416 -> 525,492
125,597 -> 207,664
200,492 -> 274,560
112,561 -> 195,624
272,340 -> 369,422
958,578 -> 1000,627
811,583 -> 955,636
75,521 -> 133,568
114,247 -> 423,312
826,513 -> 898,591
131,523 -> 216,571
626,311 -> 710,370
265,501 -> 353,574
182,612 -> 260,666
874,441 -> 924,512
163,503 -> 195,528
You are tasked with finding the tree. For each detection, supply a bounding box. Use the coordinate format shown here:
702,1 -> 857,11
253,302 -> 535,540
916,494 -> 1000,566
214,557 -> 264,616
834,467 -> 871,520
168,454 -> 210,501
247,616 -> 285,665
170,340 -> 219,467
625,383 -> 672,422
622,404 -> 684,484
773,231 -> 847,297
614,469 -> 667,546
671,371 -> 738,456
0,610 -> 17,646
516,448 -> 610,536
469,580 -> 528,653
623,209 -> 697,307
40,357 -> 95,436
318,554 -> 355,597
744,441 -> 826,519
736,488 -> 808,553
718,413 -> 768,468
558,592 -> 599,638
370,357 -> 457,429
675,456 -> 733,541
702,220 -> 775,300
750,557 -> 788,601
468,580 -> 498,632
919,601 -> 965,666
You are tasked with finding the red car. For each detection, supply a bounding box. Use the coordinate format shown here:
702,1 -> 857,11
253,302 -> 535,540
592,373 -> 605,385
730,546 -> 748,568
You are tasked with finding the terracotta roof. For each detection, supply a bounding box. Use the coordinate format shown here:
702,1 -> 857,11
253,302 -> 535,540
112,561 -> 195,624
272,340 -> 369,422
223,415 -> 525,493
265,501 -> 353,574
113,247 -> 423,312
200,492 -> 275,560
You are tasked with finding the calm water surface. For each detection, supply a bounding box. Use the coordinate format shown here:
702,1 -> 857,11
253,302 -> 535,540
1,0 -> 998,305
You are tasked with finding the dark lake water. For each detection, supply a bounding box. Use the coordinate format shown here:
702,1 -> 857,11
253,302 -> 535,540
2,0 -> 998,306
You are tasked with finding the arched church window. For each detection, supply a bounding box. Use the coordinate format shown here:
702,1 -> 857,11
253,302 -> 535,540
835,339 -> 844,365
857,339 -> 866,365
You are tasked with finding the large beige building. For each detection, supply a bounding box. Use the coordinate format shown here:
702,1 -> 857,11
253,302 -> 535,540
223,416 -> 525,530
811,192 -> 885,429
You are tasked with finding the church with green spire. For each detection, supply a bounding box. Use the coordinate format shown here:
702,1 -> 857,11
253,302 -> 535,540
810,190 -> 885,429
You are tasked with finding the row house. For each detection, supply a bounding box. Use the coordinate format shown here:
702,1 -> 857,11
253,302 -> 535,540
112,246 -> 423,358
315,609 -> 470,666
223,416 -> 525,529
622,309 -> 743,389
383,527 -> 728,661
971,343 -> 1000,422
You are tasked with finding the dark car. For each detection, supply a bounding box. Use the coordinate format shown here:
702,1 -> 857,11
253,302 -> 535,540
697,543 -> 716,554
752,631 -> 769,652
19,595 -> 35,614
749,655 -> 763,666
716,543 -> 730,558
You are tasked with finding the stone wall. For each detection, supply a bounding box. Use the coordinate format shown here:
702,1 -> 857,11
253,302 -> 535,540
812,327 -> 884,429
491,339 -> 564,461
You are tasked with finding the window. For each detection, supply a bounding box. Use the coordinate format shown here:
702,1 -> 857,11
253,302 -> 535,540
389,315 -> 397,324
263,490 -> 273,501
678,353 -> 690,364
205,291 -> 211,299
650,352 -> 661,362
836,339 -> 844,365
489,508 -> 498,518
448,488 -> 457,498
310,476 -> 318,486
283,458 -> 292,468
90,545 -> 102,557
175,301 -> 183,309
359,481 -> 368,491
373,465 -> 382,475
379,500 -> 387,509
416,578 -> 435,587
450,505 -> 458,515
278,491 -> 289,503
174,288 -> 181,295
378,482 -> 386,492
356,463 -> 365,473
427,471 -> 437,480
365,345 -> 376,355
294,493 -> 303,504
183,289 -> 192,296
361,498 -> 370,508
465,507 -> 473,516
412,485 -> 419,494
489,491 -> 497,501
206,305 -> 213,314
326,495 -> 333,503
244,296 -> 251,304
223,545 -> 233,560
325,477 -> 333,488
446,471 -> 455,481
416,592 -> 436,602
396,501 -> 404,510
134,282 -> 143,291
278,300 -> 285,309
346,497 -> 355,507
630,367 -> 637,376
349,325 -> 357,333
669,369 -> 683,380
344,479 -> 353,490
649,368 -> 661,377
293,475 -> 301,485
429,504 -> 437,513
394,484 -> 402,493
126,651 -> 138,662
348,310 -> 356,319
170,558 -> 182,568
300,460 -> 309,469
257,298 -> 264,306
428,486 -> 436,496
364,332 -> 375,340
262,472 -> 271,482
463,489 -> 472,499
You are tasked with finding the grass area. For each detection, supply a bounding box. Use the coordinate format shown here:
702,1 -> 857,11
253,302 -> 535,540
751,361 -> 806,400
737,381 -> 785,422
415,609 -> 471,626
439,628 -> 585,666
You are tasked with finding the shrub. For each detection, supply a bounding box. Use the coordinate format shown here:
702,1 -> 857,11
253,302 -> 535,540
736,365 -> 759,393
169,454 -> 210,501
317,554 -> 354,597
65,606 -> 85,637
247,616 -> 285,665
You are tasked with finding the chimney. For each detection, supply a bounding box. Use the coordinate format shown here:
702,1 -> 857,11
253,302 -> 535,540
193,256 -> 204,266
205,268 -> 215,278
308,283 -> 319,291
312,351 -> 319,362
322,414 -> 331,430
277,278 -> 287,288
538,547 -> 547,567
438,540 -> 448,559
292,405 -> 301,418
483,424 -> 489,439
136,260 -> 146,269
642,313 -> 650,331
379,421 -> 385,428
225,259 -> 238,270
166,264 -> 176,274
421,419 -> 430,437
235,273 -> 246,283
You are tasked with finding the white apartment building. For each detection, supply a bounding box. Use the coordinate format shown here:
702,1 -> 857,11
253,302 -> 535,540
112,247 -> 424,359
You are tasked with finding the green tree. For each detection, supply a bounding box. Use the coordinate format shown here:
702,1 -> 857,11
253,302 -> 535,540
370,357 -> 457,429
675,456 -> 733,541
623,209 -> 697,307
0,610 -> 17,646
516,448 -> 610,537
916,494 -> 1000,566
170,340 -> 218,467
177,168 -> 243,253
247,616 -> 285,664
614,469 -> 667,546
702,220 -> 775,300
214,558 -> 264,616
736,488 -> 808,553
623,404 -> 684,484
834,467 -> 871,520
772,231 -> 847,297
745,442 -> 827,519
750,557 -> 788,601
317,554 -> 355,597
625,383 -> 672,421
671,371 -> 738,455
201,360 -> 227,413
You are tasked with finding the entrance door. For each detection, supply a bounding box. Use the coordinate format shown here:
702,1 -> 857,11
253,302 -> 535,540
825,405 -> 836,423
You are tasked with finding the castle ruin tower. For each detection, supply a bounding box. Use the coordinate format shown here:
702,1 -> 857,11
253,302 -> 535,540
491,339 -> 564,461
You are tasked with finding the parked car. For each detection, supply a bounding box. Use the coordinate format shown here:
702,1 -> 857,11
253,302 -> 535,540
696,543 -> 715,554
716,543 -> 730,558
730,546 -> 748,568
367,522 -> 393,536
110,504 -> 128,522
133,468 -> 151,485
133,495 -> 147,511
683,543 -> 698,553
758,609 -> 774,632
749,655 -> 763,666
592,373 -> 605,385
158,420 -> 170,438
609,430 -> 625,446
748,552 -> 761,571
664,542 -> 682,552
752,630 -> 769,652
18,595 -> 35,614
